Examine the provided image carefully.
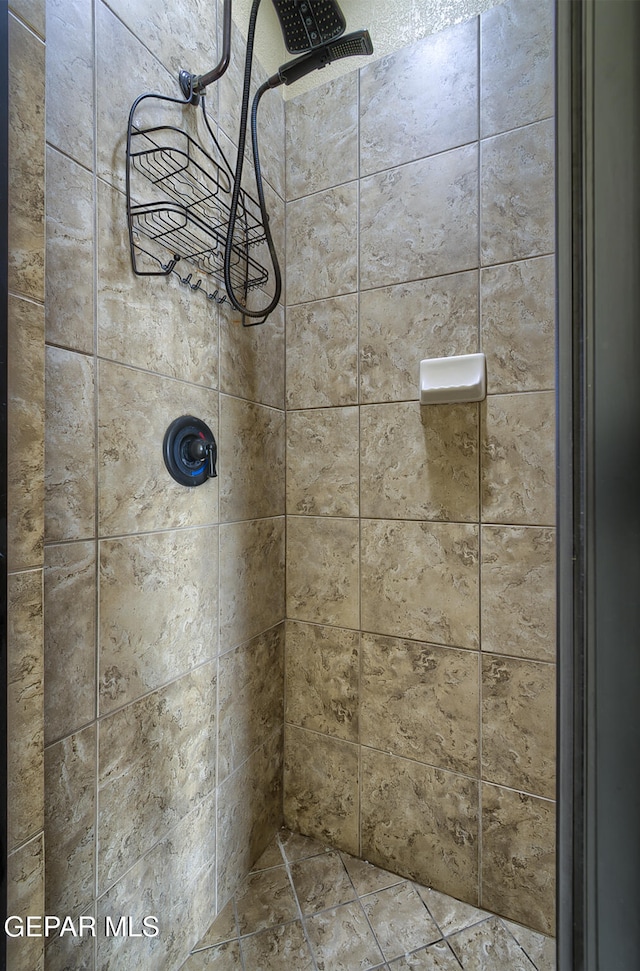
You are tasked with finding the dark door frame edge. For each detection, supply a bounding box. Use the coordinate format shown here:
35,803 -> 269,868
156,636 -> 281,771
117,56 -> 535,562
557,1 -> 640,967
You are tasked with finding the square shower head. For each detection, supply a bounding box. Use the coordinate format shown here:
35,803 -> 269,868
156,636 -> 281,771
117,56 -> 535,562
270,0 -> 346,54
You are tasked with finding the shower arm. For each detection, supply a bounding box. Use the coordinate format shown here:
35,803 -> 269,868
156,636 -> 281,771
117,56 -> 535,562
179,0 -> 232,103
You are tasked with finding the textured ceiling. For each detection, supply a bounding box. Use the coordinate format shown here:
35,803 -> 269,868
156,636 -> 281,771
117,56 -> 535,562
231,0 -> 508,96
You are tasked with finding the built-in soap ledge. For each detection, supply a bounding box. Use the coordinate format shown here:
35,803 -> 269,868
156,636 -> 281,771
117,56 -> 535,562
419,352 -> 486,404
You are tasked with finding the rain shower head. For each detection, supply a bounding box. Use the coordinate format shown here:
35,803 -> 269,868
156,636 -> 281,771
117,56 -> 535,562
271,0 -> 346,54
273,29 -> 373,86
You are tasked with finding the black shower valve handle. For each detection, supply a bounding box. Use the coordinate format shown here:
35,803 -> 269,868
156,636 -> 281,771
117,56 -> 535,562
187,437 -> 218,478
163,416 -> 217,487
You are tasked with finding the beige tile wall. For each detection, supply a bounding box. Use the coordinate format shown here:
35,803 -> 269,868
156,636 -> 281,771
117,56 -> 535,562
7,1 -> 46,969
9,0 -> 557,966
284,0 -> 556,937
42,0 -> 285,968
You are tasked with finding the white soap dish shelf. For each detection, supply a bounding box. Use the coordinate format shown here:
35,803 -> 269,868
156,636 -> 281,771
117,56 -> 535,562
419,352 -> 486,404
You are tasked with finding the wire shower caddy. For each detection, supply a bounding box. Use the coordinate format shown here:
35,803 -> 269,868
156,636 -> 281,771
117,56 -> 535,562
125,91 -> 271,308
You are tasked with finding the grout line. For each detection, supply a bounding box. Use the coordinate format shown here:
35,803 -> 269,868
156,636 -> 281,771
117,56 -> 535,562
477,13 -> 484,906
353,892 -> 387,968
356,57 -> 364,864
91,2 -> 100,963
279,841 -> 320,971
232,897 -> 248,971
199,830 -> 555,970
282,47 -> 290,835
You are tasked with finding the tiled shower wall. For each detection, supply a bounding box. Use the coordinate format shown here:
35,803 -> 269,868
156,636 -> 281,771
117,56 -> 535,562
284,0 -> 556,938
7,0 -> 47,968
42,0 -> 285,967
9,0 -> 556,967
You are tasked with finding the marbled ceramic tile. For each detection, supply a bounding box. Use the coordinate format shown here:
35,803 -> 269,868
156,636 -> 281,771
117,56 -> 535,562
448,916 -> 537,970
199,119 -> 286,312
481,391 -> 555,526
44,542 -> 95,743
11,0 -> 45,36
216,731 -> 283,907
190,863 -> 220,967
182,939 -> 243,969
360,882 -> 441,961
503,920 -> 556,971
359,271 -> 479,405
9,16 -> 45,303
7,571 -> 44,851
481,783 -> 555,935
45,346 -> 95,543
106,0 -> 216,85
99,527 -> 218,712
46,0 -> 94,168
286,182 -> 357,304
481,525 -> 556,661
360,18 -> 478,176
290,850 -> 356,915
219,298 -> 285,410
286,516 -> 359,629
361,750 -> 479,904
415,886 -> 491,936
220,142 -> 287,310
7,835 -> 45,971
219,517 -> 285,650
8,295 -> 44,572
44,725 -> 96,916
218,624 -> 284,780
285,621 -> 359,742
361,519 -> 479,649
254,65 -> 285,202
481,0 -> 555,137
219,394 -> 285,522
96,180 -> 220,389
285,293 -> 358,408
287,407 -> 359,516
97,663 -> 217,891
361,634 -> 479,774
194,898 -> 237,951
242,175 -> 286,310
278,828 -> 331,864
340,855 -> 403,896
44,905 -> 96,971
283,726 -> 359,855
360,145 -> 478,292
95,0 -> 180,194
480,119 -> 555,266
360,401 -> 479,521
286,72 -> 358,200
234,866 -> 298,935
97,796 -> 216,971
305,900 -> 385,971
97,360 -> 219,536
388,940 -> 461,970
216,14 -> 254,147
251,835 -> 286,871
240,920 -> 316,971
481,256 -> 555,394
482,654 -> 556,798
45,146 -> 94,353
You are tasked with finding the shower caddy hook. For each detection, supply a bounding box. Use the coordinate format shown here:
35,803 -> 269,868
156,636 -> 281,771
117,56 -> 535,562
125,0 -> 373,326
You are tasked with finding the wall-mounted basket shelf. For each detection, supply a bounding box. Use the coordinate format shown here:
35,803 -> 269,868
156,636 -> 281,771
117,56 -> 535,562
126,93 -> 270,306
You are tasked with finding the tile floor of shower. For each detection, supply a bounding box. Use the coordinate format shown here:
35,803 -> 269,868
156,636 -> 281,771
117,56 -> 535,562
180,828 -> 555,971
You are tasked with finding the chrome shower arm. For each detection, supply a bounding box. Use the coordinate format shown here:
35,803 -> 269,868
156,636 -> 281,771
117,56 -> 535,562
179,0 -> 232,103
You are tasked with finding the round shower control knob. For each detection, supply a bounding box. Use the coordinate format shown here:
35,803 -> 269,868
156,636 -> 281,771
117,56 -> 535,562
163,416 -> 217,487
